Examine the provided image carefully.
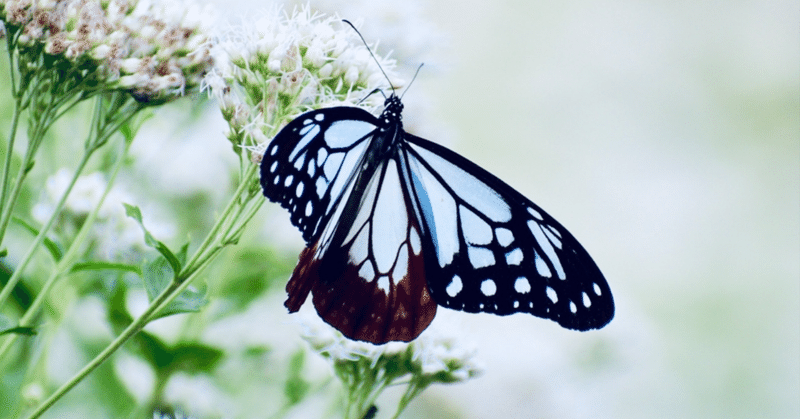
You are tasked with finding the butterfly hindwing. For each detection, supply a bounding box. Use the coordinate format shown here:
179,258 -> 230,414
402,134 -> 614,331
284,152 -> 437,342
260,107 -> 379,242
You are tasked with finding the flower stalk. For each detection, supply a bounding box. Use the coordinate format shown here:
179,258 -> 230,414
22,159 -> 263,419
0,92 -> 144,317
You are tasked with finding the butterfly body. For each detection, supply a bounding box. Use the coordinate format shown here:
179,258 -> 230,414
261,94 -> 614,344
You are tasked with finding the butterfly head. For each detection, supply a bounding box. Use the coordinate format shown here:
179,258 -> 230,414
379,94 -> 404,128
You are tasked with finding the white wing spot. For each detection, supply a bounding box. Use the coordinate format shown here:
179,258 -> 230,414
534,251 -> 552,278
315,177 -> 327,198
409,227 -> 421,255
543,226 -> 562,249
349,227 -> 369,265
302,118 -> 312,125
593,282 -> 602,296
314,113 -> 324,121
284,175 -> 294,187
305,201 -> 313,217
527,207 -> 543,221
293,153 -> 306,171
358,262 -> 375,282
505,248 -> 523,265
296,125 -> 319,157
413,163 -> 458,267
546,286 -> 558,304
514,277 -> 531,294
377,276 -> 390,294
295,182 -> 304,197
570,301 -> 577,313
514,301 -> 520,308
546,225 -> 562,239
270,144 -> 279,156
307,159 -> 316,177
528,220 -> 566,280
269,161 -> 278,173
323,152 -> 344,180
371,160 -> 408,274
391,244 -> 409,282
325,120 -> 374,148
446,275 -> 463,297
582,292 -> 592,308
468,246 -> 495,269
495,227 -> 514,247
480,279 -> 497,297
316,147 -> 328,165
460,206 -> 493,245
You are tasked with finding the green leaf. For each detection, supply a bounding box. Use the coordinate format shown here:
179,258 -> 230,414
0,314 -> 36,336
0,326 -> 37,336
134,331 -> 223,377
142,256 -> 208,320
107,281 -> 132,334
11,216 -> 62,261
135,331 -> 171,371
70,261 -> 141,276
168,343 -> 224,374
124,203 -> 181,276
142,256 -> 171,302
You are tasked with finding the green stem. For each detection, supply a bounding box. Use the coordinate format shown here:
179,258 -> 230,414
0,99 -> 23,221
182,163 -> 259,274
0,120 -> 41,248
0,93 -> 136,315
0,150 -> 93,312
24,161 -> 264,418
24,278 -> 182,419
391,379 -> 427,419
0,141 -> 131,359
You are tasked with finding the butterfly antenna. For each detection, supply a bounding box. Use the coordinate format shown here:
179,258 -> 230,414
400,63 -> 424,100
356,87 -> 387,106
342,19 -> 396,94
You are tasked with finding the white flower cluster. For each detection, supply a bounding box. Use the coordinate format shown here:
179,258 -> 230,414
31,169 -> 174,261
204,6 -> 401,158
1,0 -> 215,100
299,314 -> 482,383
412,333 -> 483,382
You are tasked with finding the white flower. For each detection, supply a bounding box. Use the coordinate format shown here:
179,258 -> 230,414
206,5 -> 402,155
0,0 -> 216,100
412,333 -> 483,382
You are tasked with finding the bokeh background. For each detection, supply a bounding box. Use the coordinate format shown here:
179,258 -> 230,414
3,0 -> 796,418
195,1 -> 798,417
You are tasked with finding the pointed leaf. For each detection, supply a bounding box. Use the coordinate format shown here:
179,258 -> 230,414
0,314 -> 36,336
71,261 -> 141,275
12,216 -> 62,261
124,203 -> 181,276
142,256 -> 208,321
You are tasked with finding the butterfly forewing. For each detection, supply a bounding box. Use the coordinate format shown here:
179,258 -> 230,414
260,107 -> 379,242
402,134 -> 614,331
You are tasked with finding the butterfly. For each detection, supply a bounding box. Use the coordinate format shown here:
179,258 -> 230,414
260,26 -> 614,345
